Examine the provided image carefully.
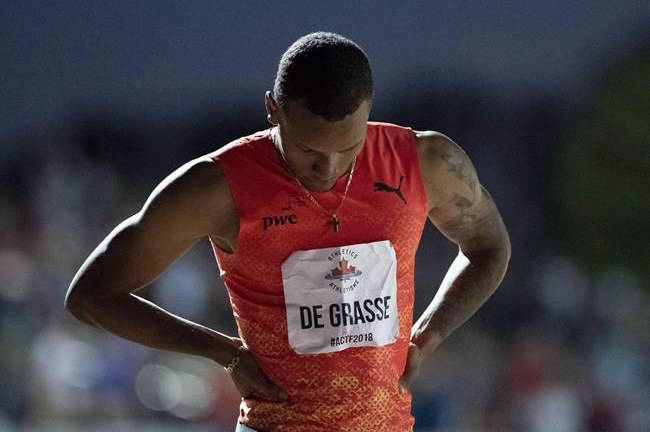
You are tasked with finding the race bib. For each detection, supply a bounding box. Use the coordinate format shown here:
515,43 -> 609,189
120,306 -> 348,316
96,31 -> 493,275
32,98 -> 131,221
282,240 -> 399,354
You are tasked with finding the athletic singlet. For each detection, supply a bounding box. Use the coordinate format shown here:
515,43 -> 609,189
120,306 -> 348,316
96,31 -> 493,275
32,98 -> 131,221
209,122 -> 429,431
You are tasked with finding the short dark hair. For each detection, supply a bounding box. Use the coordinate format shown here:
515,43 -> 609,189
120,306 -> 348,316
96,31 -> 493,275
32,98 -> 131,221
273,32 -> 373,121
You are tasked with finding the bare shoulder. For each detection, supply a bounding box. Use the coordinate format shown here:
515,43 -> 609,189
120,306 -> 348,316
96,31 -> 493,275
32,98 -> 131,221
157,156 -> 229,207
141,155 -> 238,245
413,130 -> 479,212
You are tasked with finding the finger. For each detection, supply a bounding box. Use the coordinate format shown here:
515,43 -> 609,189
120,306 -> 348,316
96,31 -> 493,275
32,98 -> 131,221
252,376 -> 288,401
399,359 -> 414,382
263,384 -> 289,401
398,374 -> 411,394
250,387 -> 288,401
234,350 -> 288,401
398,380 -> 409,394
399,362 -> 419,393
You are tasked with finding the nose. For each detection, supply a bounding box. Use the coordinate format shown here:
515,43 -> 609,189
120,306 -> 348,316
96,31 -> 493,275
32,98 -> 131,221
312,154 -> 339,180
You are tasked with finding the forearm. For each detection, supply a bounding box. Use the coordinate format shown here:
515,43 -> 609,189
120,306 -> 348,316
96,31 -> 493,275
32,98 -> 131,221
411,244 -> 510,354
71,292 -> 239,367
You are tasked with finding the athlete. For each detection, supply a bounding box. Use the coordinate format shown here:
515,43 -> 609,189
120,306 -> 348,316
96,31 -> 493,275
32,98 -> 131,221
65,32 -> 510,431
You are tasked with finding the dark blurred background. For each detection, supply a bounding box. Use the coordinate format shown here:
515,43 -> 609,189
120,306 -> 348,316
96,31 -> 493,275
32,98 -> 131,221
1,1 -> 648,431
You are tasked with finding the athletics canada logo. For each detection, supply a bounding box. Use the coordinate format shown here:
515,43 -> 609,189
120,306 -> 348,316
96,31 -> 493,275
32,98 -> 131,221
324,258 -> 363,280
324,248 -> 362,293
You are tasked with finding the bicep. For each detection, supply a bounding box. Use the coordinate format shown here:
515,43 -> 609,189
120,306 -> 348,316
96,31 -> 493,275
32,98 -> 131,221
429,185 -> 505,254
417,131 -> 507,254
67,157 -> 232,301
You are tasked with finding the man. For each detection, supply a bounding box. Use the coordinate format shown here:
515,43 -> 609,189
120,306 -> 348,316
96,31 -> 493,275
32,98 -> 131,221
65,32 -> 510,431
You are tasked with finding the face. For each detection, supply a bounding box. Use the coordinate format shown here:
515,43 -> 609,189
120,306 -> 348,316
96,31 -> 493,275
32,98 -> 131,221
266,92 -> 371,192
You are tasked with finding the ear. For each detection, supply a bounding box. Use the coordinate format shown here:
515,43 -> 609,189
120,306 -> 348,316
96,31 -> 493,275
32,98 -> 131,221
265,91 -> 279,126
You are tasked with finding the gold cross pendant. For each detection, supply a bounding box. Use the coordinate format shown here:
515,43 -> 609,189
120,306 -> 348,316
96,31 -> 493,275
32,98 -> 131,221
331,215 -> 341,232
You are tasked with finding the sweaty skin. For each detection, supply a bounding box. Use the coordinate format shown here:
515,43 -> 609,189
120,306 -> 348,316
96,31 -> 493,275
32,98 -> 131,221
65,100 -> 510,402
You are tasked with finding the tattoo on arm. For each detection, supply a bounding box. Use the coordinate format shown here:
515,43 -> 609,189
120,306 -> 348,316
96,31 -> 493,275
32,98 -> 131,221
419,132 -> 505,250
439,188 -> 496,245
441,149 -> 466,179
448,194 -> 476,224
441,145 -> 478,200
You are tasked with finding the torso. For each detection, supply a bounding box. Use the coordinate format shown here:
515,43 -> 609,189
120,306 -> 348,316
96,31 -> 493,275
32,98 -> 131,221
207,122 -> 430,431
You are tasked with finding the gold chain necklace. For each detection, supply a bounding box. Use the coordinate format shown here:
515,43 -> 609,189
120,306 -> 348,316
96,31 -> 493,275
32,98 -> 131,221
271,127 -> 355,232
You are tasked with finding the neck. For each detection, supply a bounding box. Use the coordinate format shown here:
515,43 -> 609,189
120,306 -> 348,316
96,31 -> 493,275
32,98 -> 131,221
270,127 -> 293,174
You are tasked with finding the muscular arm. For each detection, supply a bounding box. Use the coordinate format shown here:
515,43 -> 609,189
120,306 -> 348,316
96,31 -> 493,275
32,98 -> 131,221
64,156 -> 241,367
411,131 -> 511,354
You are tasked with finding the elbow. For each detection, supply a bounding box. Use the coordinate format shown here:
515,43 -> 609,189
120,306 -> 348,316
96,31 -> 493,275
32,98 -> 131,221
471,229 -> 511,273
502,230 -> 512,265
466,229 -> 511,266
65,286 -> 105,329
491,216 -> 512,268
64,285 -> 85,320
64,282 -> 101,325
493,228 -> 512,274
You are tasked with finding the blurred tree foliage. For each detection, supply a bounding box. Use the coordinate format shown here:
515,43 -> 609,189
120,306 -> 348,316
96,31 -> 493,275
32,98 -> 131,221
548,38 -> 649,284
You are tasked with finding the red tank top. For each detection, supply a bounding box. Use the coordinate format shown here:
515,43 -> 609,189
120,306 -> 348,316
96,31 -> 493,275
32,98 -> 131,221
210,122 -> 428,431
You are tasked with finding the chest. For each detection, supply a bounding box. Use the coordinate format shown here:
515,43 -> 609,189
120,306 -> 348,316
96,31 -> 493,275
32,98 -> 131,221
236,166 -> 425,267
